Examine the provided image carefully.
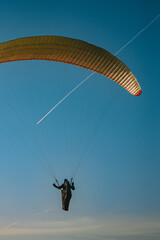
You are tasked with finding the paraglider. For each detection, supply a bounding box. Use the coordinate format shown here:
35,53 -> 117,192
53,178 -> 75,211
0,35 -> 142,210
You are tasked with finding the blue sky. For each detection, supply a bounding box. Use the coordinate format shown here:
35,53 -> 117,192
0,0 -> 160,239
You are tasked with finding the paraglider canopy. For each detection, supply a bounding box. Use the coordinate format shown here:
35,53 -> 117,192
0,36 -> 142,96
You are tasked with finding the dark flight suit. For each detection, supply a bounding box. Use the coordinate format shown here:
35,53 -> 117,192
53,179 -> 75,211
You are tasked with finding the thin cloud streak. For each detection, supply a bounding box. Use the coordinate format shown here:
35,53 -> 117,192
0,217 -> 100,236
34,208 -> 54,216
0,216 -> 160,240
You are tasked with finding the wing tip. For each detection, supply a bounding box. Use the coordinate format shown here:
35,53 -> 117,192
135,90 -> 142,96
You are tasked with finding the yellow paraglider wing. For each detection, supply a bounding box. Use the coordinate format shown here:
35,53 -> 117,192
0,36 -> 142,96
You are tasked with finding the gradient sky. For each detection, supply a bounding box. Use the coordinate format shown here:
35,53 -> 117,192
0,0 -> 160,239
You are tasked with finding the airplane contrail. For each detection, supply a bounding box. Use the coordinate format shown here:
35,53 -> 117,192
36,72 -> 94,125
36,13 -> 160,125
114,13 -> 160,55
